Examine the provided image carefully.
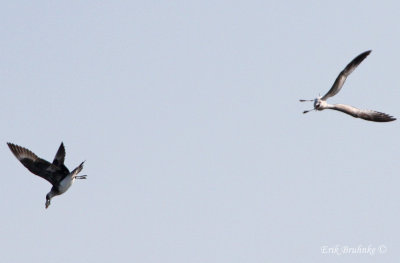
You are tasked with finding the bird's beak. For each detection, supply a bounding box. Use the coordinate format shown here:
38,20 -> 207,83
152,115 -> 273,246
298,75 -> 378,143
45,199 -> 51,209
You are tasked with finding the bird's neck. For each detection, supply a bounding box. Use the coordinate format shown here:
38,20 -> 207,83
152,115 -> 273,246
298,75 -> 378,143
47,190 -> 58,199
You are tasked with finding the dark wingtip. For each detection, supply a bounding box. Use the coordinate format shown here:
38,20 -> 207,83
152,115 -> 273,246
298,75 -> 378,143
362,50 -> 372,57
7,142 -> 16,151
371,112 -> 396,122
354,50 -> 372,64
6,142 -> 13,152
381,113 -> 396,122
79,161 -> 85,168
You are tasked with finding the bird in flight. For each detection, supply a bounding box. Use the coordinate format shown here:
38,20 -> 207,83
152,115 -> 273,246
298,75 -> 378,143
7,142 -> 87,209
300,50 -> 396,122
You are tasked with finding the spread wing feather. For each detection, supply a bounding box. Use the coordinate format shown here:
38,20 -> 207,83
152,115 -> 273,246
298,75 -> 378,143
330,104 -> 396,122
7,143 -> 68,185
321,50 -> 371,101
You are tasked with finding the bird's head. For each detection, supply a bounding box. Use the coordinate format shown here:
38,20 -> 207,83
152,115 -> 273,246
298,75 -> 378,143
300,95 -> 322,114
314,97 -> 322,109
45,193 -> 54,209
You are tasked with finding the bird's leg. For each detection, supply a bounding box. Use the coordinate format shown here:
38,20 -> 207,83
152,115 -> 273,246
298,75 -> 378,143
303,109 -> 315,114
300,99 -> 315,113
75,175 -> 87,179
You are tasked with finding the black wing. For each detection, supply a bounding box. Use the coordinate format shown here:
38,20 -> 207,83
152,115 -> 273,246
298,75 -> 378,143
321,50 -> 371,101
7,143 -> 68,186
52,142 -> 69,174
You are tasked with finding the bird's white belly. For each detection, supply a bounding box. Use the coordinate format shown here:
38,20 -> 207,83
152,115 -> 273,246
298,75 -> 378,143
58,175 -> 75,194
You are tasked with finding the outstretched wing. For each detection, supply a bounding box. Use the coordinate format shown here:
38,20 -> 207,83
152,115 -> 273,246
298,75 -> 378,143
52,142 -> 69,174
321,50 -> 371,101
71,161 -> 85,178
7,143 -> 66,185
330,104 -> 396,122
53,142 -> 65,166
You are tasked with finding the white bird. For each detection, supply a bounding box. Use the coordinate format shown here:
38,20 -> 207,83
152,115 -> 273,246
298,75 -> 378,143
7,142 -> 87,209
300,50 -> 396,122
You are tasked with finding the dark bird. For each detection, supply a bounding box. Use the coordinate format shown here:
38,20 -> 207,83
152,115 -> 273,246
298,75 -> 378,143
7,142 -> 86,209
300,50 -> 396,122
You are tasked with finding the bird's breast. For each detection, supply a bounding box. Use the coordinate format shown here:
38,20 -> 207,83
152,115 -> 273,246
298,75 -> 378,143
57,175 -> 75,194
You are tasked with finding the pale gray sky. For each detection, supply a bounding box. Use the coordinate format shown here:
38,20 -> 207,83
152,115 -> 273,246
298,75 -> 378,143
1,1 -> 400,262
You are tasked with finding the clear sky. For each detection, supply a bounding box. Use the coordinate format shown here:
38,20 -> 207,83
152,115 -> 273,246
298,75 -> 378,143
1,1 -> 400,262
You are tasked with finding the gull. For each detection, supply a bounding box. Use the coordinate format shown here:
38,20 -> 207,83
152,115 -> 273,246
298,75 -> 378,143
7,142 -> 87,209
300,50 -> 396,122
